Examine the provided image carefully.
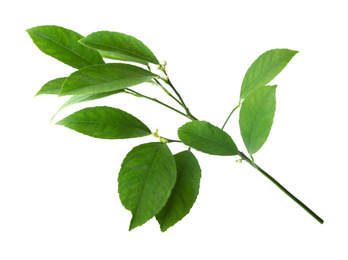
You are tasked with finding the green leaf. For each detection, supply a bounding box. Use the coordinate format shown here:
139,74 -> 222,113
239,85 -> 277,155
59,63 -> 158,96
26,25 -> 104,69
51,90 -> 124,122
156,150 -> 201,232
56,106 -> 151,139
240,49 -> 298,100
35,77 -> 66,96
118,142 -> 177,230
178,121 -> 238,156
79,31 -> 159,65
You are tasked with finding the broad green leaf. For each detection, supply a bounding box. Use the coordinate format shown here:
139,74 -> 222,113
156,150 -> 201,232
26,25 -> 104,69
59,63 -> 158,96
51,89 -> 124,122
178,121 -> 238,156
240,49 -> 298,100
239,85 -> 277,155
56,106 -> 151,139
118,142 -> 176,230
79,31 -> 159,65
35,77 -> 66,96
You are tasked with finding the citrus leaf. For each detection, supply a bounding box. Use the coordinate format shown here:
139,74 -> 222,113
178,121 -> 238,156
240,49 -> 297,100
59,63 -> 158,96
239,85 -> 277,154
118,142 -> 176,230
79,30 -> 159,65
156,150 -> 201,232
56,106 -> 151,139
35,77 -> 66,96
51,90 -> 124,122
26,25 -> 104,69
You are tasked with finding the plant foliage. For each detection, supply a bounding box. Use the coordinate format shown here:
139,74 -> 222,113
27,25 -> 324,231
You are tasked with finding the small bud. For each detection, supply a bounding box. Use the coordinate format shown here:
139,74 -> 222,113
156,64 -> 161,70
163,76 -> 169,81
161,60 -> 167,67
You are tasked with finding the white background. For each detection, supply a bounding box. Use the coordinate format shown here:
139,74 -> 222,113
1,0 -> 347,259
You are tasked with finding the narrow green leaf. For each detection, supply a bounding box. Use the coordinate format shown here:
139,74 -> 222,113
178,121 -> 238,156
156,150 -> 201,232
26,25 -> 104,69
51,89 -> 124,122
35,77 -> 66,96
59,63 -> 158,96
240,49 -> 298,100
56,106 -> 151,139
79,31 -> 159,65
118,142 -> 177,230
239,85 -> 277,155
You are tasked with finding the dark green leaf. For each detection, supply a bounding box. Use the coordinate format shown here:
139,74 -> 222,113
26,25 -> 104,69
79,31 -> 159,65
178,121 -> 238,156
51,90 -> 124,122
35,77 -> 66,96
56,106 -> 151,139
239,85 -> 277,154
59,63 -> 158,96
156,150 -> 201,232
118,142 -> 176,230
240,49 -> 298,100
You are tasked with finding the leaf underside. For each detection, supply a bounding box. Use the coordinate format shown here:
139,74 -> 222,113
156,150 -> 201,232
118,142 -> 177,231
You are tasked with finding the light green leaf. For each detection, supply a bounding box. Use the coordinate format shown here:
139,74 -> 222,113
118,142 -> 177,231
178,121 -> 238,156
156,150 -> 201,232
239,85 -> 277,155
79,31 -> 159,65
35,77 -> 66,96
59,63 -> 158,96
51,90 -> 124,122
240,49 -> 298,100
56,106 -> 151,139
26,25 -> 104,69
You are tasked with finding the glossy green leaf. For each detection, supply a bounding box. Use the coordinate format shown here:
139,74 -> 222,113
59,63 -> 158,96
35,77 -> 66,96
26,25 -> 104,69
156,150 -> 201,232
178,121 -> 238,156
239,85 -> 277,155
51,90 -> 124,122
79,31 -> 159,65
56,106 -> 151,139
118,142 -> 176,230
240,49 -> 297,100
